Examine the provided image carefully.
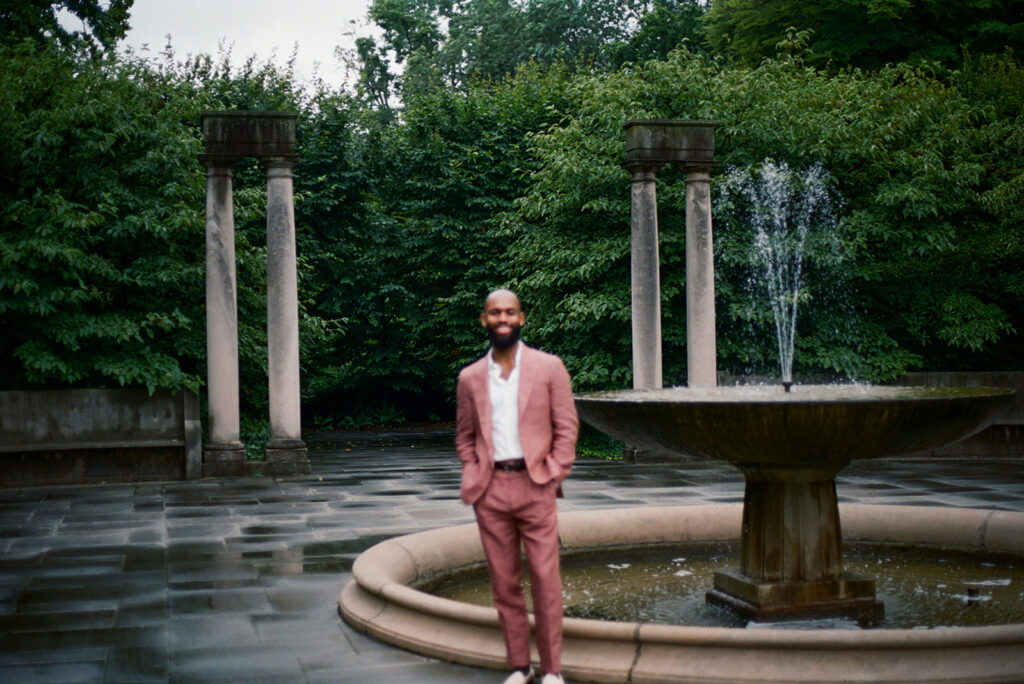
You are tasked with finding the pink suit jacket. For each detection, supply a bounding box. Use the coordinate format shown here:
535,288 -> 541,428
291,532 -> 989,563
455,344 -> 579,505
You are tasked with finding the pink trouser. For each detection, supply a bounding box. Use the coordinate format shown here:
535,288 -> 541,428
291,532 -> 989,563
473,469 -> 563,673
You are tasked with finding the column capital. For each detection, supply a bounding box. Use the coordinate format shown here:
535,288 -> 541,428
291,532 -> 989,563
261,154 -> 299,172
199,154 -> 238,170
681,162 -> 717,178
625,163 -> 659,183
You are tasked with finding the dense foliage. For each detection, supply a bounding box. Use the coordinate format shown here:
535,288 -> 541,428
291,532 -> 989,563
508,50 -> 1023,385
1,0 -> 133,53
1,1 -> 1022,431
703,0 -> 1024,70
297,63 -> 580,418
0,42 -> 208,392
354,0 -> 706,105
0,41 -> 307,408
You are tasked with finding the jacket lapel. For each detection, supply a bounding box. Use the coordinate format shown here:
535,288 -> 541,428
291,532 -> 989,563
471,360 -> 494,455
517,345 -> 536,420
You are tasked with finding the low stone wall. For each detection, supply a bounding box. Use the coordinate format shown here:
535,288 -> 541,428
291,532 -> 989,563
900,371 -> 1023,458
0,388 -> 201,487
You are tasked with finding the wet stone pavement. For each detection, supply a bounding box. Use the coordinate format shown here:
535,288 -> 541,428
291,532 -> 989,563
1,430 -> 1022,683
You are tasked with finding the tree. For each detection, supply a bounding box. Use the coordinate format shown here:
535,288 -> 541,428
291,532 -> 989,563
357,0 -> 656,102
1,0 -> 133,53
518,0 -> 647,64
352,35 -> 396,110
0,42 -> 209,392
604,0 -> 709,67
293,62 -> 579,420
441,0 -> 527,83
703,0 -> 1024,70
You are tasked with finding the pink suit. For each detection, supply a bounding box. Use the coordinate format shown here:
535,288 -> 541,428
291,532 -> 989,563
455,344 -> 578,673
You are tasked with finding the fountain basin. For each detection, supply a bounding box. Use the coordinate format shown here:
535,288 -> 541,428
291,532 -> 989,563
573,385 -> 1014,470
338,504 -> 1024,683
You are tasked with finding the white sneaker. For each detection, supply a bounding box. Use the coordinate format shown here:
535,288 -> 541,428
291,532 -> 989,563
540,674 -> 565,684
501,667 -> 534,684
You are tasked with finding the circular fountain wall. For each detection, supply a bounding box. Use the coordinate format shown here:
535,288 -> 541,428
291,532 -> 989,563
339,503 -> 1024,683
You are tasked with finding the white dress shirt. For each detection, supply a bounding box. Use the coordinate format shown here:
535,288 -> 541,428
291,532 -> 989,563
487,342 -> 524,462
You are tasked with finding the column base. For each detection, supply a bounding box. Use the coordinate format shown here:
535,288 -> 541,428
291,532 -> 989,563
203,442 -> 247,477
707,568 -> 884,627
623,444 -> 692,463
264,439 -> 311,476
622,445 -> 647,462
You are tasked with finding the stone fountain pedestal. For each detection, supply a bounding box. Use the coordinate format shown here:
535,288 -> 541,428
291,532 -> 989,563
707,466 -> 882,625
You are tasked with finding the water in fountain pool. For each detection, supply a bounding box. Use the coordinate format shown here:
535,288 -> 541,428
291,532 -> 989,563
423,543 -> 1024,629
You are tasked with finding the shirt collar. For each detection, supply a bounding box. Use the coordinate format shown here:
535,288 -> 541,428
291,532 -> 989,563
487,341 -> 522,376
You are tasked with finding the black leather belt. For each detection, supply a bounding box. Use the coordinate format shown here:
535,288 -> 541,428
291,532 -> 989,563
494,459 -> 526,472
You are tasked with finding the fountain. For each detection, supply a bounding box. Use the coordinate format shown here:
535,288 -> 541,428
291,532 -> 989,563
573,384 -> 1013,626
575,152 -> 1013,625
716,159 -> 841,390
339,123 -> 1022,682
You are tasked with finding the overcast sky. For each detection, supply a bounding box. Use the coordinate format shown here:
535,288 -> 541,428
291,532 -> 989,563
119,0 -> 376,87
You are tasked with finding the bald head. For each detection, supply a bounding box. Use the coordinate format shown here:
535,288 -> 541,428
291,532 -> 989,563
483,289 -> 520,313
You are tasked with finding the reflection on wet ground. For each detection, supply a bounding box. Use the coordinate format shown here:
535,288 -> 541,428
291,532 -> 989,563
0,428 -> 1022,682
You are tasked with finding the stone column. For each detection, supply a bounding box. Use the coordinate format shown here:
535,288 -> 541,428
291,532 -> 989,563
201,158 -> 246,470
685,168 -> 717,388
629,165 -> 663,390
263,156 -> 309,473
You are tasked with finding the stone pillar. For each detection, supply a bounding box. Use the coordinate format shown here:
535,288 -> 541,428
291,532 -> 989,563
629,165 -> 663,390
201,111 -> 309,477
685,168 -> 717,388
623,120 -> 717,392
263,156 -> 309,473
201,158 -> 246,471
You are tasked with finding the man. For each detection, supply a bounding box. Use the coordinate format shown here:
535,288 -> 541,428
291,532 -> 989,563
455,289 -> 579,684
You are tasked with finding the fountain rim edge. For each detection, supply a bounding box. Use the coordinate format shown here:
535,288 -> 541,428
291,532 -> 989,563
572,385 -> 1016,405
346,504 -> 1024,643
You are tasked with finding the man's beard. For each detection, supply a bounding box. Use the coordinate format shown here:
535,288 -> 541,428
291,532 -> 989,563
486,324 -> 521,350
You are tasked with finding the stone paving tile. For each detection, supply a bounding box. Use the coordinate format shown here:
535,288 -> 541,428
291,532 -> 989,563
306,659 -> 500,684
169,586 -> 274,615
128,529 -> 166,544
169,615 -> 258,652
169,644 -> 305,682
0,659 -> 108,683
1,624 -> 167,652
0,609 -> 117,632
0,645 -> 109,666
0,431 -> 1021,682
105,645 -> 169,683
113,597 -> 169,629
